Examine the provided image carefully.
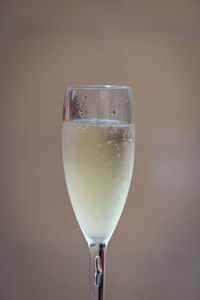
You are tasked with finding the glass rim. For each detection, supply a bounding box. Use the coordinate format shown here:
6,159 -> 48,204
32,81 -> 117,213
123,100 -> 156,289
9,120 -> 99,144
66,85 -> 131,90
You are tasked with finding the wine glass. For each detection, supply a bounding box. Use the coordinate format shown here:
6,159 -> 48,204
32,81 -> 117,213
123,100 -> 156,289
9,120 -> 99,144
62,85 -> 135,299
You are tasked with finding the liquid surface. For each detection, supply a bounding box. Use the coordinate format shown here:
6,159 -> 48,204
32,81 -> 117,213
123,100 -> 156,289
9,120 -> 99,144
62,120 -> 135,244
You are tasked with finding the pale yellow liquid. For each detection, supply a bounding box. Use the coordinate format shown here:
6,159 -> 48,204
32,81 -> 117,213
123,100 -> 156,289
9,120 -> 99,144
62,120 -> 135,244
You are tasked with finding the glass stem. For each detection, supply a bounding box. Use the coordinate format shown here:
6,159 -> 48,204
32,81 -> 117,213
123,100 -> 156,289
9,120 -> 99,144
89,243 -> 107,300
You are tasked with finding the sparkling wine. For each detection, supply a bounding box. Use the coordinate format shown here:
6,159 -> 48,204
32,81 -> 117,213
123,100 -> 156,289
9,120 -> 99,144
62,120 -> 135,244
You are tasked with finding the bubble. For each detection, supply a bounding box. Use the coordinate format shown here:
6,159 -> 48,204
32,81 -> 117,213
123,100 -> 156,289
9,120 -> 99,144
96,144 -> 102,148
79,109 -> 84,118
105,160 -> 111,168
114,144 -> 119,150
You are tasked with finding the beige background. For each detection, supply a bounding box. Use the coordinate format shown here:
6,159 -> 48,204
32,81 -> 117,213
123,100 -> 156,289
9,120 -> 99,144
0,0 -> 200,299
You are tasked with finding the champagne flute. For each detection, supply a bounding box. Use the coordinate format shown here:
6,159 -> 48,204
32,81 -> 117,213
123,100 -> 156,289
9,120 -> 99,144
62,85 -> 135,299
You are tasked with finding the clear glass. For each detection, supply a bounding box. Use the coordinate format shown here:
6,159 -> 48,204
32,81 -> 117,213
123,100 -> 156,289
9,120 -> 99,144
62,85 -> 135,299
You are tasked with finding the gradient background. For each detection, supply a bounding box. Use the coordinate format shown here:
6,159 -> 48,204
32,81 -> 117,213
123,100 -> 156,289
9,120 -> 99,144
0,0 -> 200,299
